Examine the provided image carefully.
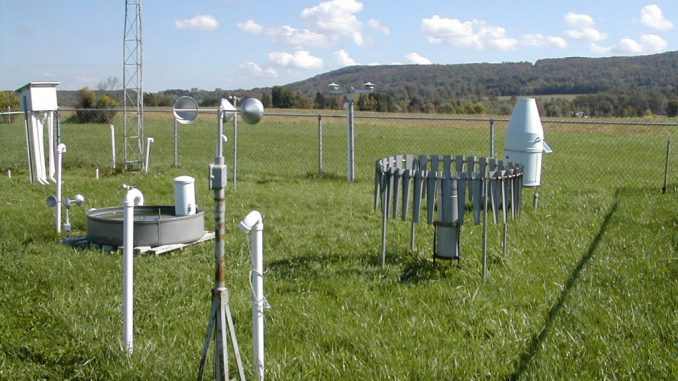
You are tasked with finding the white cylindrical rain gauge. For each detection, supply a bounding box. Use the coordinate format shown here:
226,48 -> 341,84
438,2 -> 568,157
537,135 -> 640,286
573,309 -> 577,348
504,97 -> 552,187
174,176 -> 196,216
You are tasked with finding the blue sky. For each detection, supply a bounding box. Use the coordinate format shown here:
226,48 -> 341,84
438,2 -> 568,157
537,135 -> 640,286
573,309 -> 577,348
1,0 -> 676,91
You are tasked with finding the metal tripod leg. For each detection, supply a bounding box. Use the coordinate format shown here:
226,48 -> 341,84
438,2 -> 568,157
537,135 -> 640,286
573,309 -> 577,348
217,289 -> 229,381
198,296 -> 219,380
225,293 -> 246,381
197,288 -> 246,381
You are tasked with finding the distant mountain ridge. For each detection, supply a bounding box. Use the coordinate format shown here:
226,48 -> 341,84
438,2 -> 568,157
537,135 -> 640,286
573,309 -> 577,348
285,51 -> 678,101
47,51 -> 678,117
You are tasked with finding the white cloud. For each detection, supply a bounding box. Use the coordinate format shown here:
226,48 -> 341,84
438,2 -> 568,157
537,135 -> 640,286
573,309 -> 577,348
301,0 -> 365,46
640,34 -> 668,52
240,62 -> 278,78
564,12 -> 595,28
175,15 -> 219,31
640,4 -> 673,31
590,43 -> 612,55
565,27 -> 607,42
617,38 -> 644,54
368,18 -> 390,35
421,15 -> 517,51
405,52 -> 432,65
268,25 -> 329,47
564,12 -> 606,42
269,50 -> 324,70
592,34 -> 668,55
522,34 -> 568,48
237,19 -> 263,34
335,49 -> 358,66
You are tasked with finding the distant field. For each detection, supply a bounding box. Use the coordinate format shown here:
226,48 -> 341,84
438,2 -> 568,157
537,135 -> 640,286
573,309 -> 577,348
0,113 -> 676,379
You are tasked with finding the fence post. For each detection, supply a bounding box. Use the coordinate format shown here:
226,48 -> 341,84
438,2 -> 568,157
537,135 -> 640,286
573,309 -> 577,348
111,124 -> 116,169
318,115 -> 324,175
489,119 -> 496,158
663,136 -> 672,194
173,118 -> 179,167
347,100 -> 356,182
233,106 -> 238,190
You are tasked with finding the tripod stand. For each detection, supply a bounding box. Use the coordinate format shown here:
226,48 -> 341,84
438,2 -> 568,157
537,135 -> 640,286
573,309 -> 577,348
197,106 -> 246,381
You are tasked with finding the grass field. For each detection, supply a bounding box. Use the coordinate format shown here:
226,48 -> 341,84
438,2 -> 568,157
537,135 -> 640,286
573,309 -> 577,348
0,112 -> 676,379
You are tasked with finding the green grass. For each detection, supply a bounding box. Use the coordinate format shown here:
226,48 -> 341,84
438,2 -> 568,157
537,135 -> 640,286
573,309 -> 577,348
0,113 -> 676,379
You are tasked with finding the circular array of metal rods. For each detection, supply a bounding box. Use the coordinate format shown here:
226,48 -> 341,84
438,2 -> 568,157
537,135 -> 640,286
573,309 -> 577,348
374,154 -> 525,278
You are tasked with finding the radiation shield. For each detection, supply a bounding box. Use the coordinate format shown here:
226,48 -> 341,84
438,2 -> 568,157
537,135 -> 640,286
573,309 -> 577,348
172,96 -> 199,125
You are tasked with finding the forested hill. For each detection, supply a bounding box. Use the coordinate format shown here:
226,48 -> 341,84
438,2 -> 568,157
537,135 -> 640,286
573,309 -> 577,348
287,51 -> 678,101
10,51 -> 676,118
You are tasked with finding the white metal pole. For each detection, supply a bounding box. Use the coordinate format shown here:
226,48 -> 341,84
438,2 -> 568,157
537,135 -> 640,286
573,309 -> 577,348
47,112 -> 56,182
22,104 -> 34,183
55,144 -> 66,233
173,118 -> 178,167
318,115 -> 324,175
240,211 -> 265,381
347,99 -> 355,182
110,124 -> 116,169
123,187 -> 144,355
489,119 -> 496,158
144,137 -> 154,174
233,98 -> 238,190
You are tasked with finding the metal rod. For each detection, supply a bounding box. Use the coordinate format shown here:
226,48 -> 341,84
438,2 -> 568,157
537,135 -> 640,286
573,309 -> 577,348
380,184 -> 389,266
233,97 -> 238,190
111,124 -> 116,169
318,115 -> 324,175
662,136 -> 671,194
482,173 -> 489,280
49,108 -> 678,127
489,119 -> 496,158
22,102 -> 34,183
347,100 -> 356,182
55,144 -> 65,233
198,108 -> 245,381
533,189 -> 540,209
501,175 -> 508,256
173,118 -> 179,167
144,137 -> 153,174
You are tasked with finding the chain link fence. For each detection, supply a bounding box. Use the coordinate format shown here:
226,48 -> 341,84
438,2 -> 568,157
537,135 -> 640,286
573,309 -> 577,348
1,109 -> 675,194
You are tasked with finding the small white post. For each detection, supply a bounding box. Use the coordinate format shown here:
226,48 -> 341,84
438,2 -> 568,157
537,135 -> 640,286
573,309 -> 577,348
122,187 -> 144,355
95,167 -> 100,180
144,137 -> 154,174
7,169 -> 11,178
239,211 -> 265,381
55,144 -> 66,233
110,124 -> 116,169
233,97 -> 239,190
347,99 -> 356,182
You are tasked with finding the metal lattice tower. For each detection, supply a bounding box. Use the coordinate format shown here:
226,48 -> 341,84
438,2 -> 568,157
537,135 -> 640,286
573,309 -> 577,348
122,0 -> 144,170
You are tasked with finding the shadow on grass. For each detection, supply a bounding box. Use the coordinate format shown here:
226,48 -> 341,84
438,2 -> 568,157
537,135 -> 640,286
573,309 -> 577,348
268,251 -> 374,280
303,171 -> 345,181
508,189 -> 621,380
398,253 -> 460,284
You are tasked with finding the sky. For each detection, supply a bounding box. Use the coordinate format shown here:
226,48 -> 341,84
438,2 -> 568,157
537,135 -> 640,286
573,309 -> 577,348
1,0 -> 676,91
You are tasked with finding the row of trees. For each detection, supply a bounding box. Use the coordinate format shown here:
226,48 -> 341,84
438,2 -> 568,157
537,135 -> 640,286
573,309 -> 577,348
0,91 -> 20,123
265,85 -> 678,117
74,87 -> 118,123
13,83 -> 674,124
